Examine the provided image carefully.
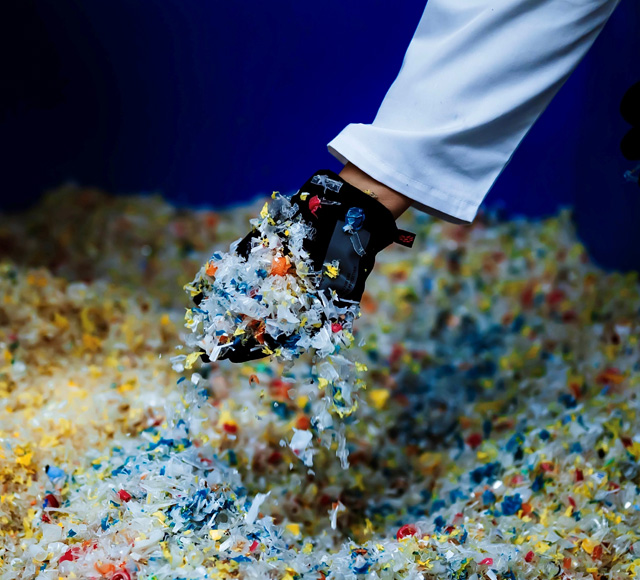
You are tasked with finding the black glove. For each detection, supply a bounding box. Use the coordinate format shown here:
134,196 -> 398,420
211,169 -> 415,363
621,81 -> 640,186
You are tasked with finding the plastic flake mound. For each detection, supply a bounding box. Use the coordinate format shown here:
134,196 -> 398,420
1,187 -> 640,580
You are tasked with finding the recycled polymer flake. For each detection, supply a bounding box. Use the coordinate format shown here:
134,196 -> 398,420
1,188 -> 640,580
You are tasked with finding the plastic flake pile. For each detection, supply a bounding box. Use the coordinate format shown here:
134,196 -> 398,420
2,187 -> 640,580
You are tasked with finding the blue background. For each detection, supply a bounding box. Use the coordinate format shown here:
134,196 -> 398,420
2,0 -> 639,267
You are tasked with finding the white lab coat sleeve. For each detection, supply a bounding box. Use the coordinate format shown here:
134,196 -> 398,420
328,0 -> 621,222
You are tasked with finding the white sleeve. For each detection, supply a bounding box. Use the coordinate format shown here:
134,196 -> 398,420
328,0 -> 621,222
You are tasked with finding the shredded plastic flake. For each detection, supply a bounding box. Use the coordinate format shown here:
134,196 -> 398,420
2,187 -> 640,580
182,194 -> 366,467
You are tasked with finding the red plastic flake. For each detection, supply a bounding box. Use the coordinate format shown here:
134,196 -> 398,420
223,423 -> 238,434
568,497 -> 576,508
249,540 -> 260,552
309,195 -> 321,216
111,570 -> 131,580
575,469 -> 584,482
59,548 -> 79,563
117,489 -> 132,502
41,512 -> 51,523
396,524 -> 418,540
270,379 -> 291,400
331,323 -> 343,333
267,451 -> 283,465
540,462 -> 554,472
44,493 -> 59,508
480,558 -> 494,566
465,433 -> 483,449
296,416 -> 311,430
546,288 -> 565,306
563,557 -> 572,570
389,344 -> 404,365
521,285 -> 535,309
525,551 -> 535,563
592,544 -> 603,560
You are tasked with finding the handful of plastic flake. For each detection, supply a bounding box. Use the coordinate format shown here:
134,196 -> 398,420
183,192 -> 360,365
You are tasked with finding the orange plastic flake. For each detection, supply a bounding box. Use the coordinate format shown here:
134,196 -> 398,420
360,291 -> 378,314
270,256 -> 291,276
596,368 -> 625,385
95,562 -> 116,575
205,262 -> 218,277
249,374 -> 260,386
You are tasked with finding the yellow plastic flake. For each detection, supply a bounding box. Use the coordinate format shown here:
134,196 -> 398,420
535,541 -> 551,554
152,511 -> 166,523
282,569 -> 297,580
355,362 -> 368,373
53,312 -> 70,330
184,351 -> 201,370
302,542 -> 313,554
260,202 -> 270,219
209,529 -> 225,541
581,537 -> 599,555
15,451 -> 33,467
369,389 -> 390,410
323,263 -> 339,279
286,523 -> 301,537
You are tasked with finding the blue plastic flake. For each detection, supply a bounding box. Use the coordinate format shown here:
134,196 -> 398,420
470,462 -> 501,484
570,442 -> 582,453
46,466 -> 65,482
177,377 -> 186,384
559,393 -> 578,408
343,207 -> 365,232
459,527 -> 468,544
538,429 -> 550,440
506,433 -> 525,453
68,529 -> 77,537
482,490 -> 496,505
271,401 -> 293,420
501,494 -> 522,516
532,473 -> 545,492
434,515 -> 446,532
431,499 -> 446,513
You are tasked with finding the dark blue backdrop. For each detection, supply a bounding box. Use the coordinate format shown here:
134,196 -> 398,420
2,0 -> 639,267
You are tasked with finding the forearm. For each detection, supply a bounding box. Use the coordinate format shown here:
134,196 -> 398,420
330,0 -> 621,223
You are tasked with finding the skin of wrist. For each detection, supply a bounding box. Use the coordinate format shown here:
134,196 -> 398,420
338,162 -> 412,219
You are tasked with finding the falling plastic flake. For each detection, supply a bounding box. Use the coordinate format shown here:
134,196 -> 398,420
182,193 -> 367,467
2,187 -> 640,579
